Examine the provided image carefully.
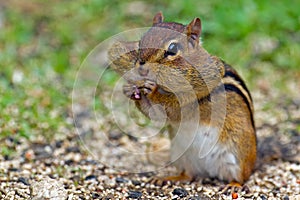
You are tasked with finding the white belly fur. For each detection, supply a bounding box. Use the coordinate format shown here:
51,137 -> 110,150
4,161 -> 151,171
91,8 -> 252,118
170,125 -> 240,182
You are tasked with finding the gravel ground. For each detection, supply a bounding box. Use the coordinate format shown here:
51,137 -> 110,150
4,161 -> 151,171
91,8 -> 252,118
1,81 -> 300,200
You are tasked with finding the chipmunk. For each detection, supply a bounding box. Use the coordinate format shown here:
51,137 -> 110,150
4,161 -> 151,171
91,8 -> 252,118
108,12 -> 256,185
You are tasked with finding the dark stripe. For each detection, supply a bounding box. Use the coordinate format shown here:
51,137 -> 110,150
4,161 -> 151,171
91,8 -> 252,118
224,84 -> 255,128
223,63 -> 253,102
195,84 -> 255,131
197,93 -> 211,104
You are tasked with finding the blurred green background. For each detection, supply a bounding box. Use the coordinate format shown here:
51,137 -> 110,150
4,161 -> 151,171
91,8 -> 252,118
0,0 -> 299,157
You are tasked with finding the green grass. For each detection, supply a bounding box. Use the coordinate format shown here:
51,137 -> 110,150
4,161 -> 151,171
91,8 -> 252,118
0,0 -> 299,158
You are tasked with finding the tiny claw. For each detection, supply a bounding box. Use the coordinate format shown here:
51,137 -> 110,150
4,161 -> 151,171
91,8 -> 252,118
220,182 -> 249,195
152,171 -> 192,186
143,80 -> 157,96
123,84 -> 142,100
142,87 -> 152,95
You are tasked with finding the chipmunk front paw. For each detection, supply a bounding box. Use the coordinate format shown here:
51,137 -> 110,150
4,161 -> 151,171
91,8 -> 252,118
123,83 -> 142,100
123,80 -> 158,100
142,80 -> 157,96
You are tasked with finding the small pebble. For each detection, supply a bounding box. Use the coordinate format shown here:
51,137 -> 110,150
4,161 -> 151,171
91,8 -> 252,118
259,194 -> 268,200
18,177 -> 30,186
65,159 -> 75,165
71,175 -> 81,183
132,180 -> 141,186
138,172 -> 154,178
188,197 -> 201,200
7,136 -> 21,145
82,159 -> 98,165
4,155 -> 10,160
85,175 -> 97,181
8,167 -> 19,172
172,188 -> 188,198
55,140 -> 64,148
188,194 -> 210,200
24,150 -> 35,160
108,130 -> 123,140
44,161 -> 52,167
128,190 -> 142,199
66,146 -> 81,153
32,144 -> 53,159
242,185 -> 251,194
116,177 -> 128,183
232,192 -> 238,199
91,193 -> 101,199
283,196 -> 289,200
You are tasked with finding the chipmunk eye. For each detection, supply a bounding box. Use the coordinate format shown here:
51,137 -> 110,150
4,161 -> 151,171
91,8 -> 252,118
165,42 -> 179,57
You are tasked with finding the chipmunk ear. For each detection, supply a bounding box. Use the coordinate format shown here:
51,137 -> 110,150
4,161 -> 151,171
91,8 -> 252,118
153,12 -> 164,25
186,18 -> 202,46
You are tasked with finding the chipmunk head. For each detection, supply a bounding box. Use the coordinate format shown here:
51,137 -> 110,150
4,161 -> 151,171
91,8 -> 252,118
138,12 -> 201,65
135,12 -> 223,97
109,12 -> 225,97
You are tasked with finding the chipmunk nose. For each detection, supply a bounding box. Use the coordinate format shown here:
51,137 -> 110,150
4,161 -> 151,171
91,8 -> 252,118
138,62 -> 149,76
